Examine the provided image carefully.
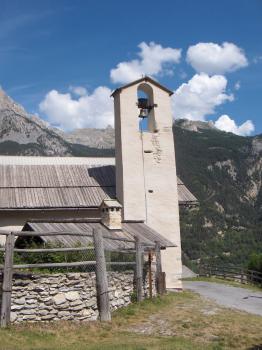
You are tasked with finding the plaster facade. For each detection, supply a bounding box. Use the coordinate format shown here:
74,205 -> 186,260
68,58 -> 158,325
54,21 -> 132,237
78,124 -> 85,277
113,78 -> 182,288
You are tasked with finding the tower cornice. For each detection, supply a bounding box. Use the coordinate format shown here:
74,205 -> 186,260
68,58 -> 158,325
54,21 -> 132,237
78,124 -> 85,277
111,76 -> 174,97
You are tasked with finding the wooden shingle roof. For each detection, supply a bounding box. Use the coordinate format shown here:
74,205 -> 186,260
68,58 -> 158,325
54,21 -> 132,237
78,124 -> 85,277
22,221 -> 175,249
0,158 -> 197,209
177,177 -> 198,206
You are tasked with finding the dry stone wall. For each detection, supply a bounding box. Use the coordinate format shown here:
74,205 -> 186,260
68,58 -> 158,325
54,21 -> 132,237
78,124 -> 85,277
10,271 -> 134,323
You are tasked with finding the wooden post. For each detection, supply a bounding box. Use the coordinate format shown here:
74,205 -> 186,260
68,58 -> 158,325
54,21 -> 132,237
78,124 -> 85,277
241,269 -> 244,284
155,241 -> 166,295
148,251 -> 153,298
1,233 -> 15,328
93,228 -> 111,322
155,242 -> 162,275
135,237 -> 143,302
106,251 -> 111,272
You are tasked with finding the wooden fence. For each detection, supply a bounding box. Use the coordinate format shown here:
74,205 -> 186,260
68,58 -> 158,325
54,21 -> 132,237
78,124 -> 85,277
0,229 -> 165,327
199,264 -> 262,286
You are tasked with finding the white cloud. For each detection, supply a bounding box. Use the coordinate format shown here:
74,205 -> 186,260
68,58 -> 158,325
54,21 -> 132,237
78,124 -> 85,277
39,86 -> 113,131
215,115 -> 254,136
38,41 -> 251,132
186,42 -> 248,75
234,81 -> 241,90
172,73 -> 234,121
110,42 -> 181,84
69,85 -> 87,96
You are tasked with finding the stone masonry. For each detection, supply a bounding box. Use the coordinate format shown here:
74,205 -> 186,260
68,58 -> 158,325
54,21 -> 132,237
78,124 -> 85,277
9,271 -> 134,323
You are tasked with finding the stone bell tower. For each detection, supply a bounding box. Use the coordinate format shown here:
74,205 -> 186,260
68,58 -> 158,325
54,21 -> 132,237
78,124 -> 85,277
112,76 -> 182,288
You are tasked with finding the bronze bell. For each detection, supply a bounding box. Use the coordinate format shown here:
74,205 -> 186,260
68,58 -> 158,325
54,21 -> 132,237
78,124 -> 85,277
139,108 -> 148,118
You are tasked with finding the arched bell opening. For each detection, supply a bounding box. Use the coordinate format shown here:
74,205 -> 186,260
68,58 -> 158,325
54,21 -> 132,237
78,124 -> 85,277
137,83 -> 156,133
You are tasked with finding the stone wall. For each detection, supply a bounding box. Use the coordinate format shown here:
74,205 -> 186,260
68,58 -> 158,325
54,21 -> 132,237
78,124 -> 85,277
10,271 -> 134,323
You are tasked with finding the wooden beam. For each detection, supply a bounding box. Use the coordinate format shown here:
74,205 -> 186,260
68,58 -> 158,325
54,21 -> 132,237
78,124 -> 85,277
14,247 -> 94,253
148,251 -> 153,298
135,237 -> 143,302
155,241 -> 166,295
93,228 -> 111,322
13,261 -> 96,269
1,233 -> 15,327
14,231 -> 94,237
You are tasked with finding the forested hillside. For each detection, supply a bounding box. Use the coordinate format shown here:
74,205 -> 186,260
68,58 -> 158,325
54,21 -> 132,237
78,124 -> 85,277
174,120 -> 262,268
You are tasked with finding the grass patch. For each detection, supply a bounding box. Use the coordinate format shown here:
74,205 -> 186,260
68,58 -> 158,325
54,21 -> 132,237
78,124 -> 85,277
182,276 -> 262,292
0,292 -> 261,350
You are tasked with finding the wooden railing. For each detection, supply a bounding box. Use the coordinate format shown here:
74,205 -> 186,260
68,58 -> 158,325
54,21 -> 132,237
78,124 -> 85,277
0,230 -> 165,327
199,264 -> 262,286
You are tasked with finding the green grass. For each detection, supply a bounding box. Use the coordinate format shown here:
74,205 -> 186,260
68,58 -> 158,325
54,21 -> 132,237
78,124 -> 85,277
0,292 -> 261,350
0,328 -> 207,350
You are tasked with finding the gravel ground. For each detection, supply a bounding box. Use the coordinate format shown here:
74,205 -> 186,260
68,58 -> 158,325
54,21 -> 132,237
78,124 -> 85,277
182,281 -> 262,316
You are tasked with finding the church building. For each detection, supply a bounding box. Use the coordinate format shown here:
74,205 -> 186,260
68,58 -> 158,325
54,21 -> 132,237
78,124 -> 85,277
0,77 -> 197,288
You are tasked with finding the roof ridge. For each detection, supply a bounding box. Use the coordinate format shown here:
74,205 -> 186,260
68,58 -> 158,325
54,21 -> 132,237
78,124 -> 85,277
0,185 -> 116,189
111,76 -> 173,97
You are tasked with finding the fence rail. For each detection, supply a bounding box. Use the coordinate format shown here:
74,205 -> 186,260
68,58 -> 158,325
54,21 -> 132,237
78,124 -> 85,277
0,229 -> 166,327
199,264 -> 262,286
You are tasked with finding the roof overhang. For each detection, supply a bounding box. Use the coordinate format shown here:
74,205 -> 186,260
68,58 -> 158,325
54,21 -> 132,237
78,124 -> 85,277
20,221 -> 176,250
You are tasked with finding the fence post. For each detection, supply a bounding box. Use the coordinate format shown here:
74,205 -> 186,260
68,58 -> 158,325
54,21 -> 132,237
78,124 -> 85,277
135,237 -> 143,302
148,251 -> 153,298
1,232 -> 15,328
241,269 -> 244,284
93,228 -> 111,322
155,241 -> 166,295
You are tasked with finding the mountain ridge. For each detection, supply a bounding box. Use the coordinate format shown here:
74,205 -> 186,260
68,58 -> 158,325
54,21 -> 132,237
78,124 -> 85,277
0,89 -> 114,157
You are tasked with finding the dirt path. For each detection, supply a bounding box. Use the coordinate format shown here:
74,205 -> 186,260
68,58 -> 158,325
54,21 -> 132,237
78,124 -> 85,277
183,281 -> 262,316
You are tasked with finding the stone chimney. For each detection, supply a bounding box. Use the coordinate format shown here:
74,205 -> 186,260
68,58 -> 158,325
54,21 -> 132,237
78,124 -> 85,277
100,199 -> 122,230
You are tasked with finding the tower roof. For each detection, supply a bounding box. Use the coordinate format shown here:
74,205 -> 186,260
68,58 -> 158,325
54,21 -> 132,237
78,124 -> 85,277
111,76 -> 174,97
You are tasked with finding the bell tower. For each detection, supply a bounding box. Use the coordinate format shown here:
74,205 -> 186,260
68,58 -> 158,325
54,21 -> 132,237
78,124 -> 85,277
112,76 -> 182,288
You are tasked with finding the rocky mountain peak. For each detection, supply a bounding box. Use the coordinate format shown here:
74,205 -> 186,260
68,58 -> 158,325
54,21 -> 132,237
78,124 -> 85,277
0,89 -> 27,116
174,119 -> 217,132
0,88 -> 73,156
62,125 -> 115,149
0,88 -> 114,157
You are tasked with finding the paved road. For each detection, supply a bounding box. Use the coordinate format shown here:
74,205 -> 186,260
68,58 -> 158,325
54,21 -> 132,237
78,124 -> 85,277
183,281 -> 262,316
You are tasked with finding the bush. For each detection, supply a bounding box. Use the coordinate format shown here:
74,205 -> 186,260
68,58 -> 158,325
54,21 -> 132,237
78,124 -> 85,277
248,253 -> 262,273
247,253 -> 262,285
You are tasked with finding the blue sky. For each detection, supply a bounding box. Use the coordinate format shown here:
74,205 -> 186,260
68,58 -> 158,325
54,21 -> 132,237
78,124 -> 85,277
0,0 -> 261,135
